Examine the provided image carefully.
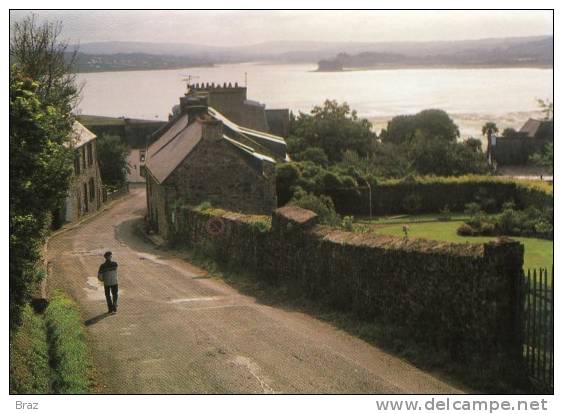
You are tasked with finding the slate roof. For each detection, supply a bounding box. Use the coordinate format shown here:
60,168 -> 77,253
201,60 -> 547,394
145,107 -> 287,184
69,121 -> 97,148
145,120 -> 203,184
519,119 -> 543,138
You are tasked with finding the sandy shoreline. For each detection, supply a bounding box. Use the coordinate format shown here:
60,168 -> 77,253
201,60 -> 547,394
314,63 -> 553,72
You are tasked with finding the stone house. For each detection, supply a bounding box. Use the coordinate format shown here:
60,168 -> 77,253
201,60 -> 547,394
144,90 -> 288,239
55,121 -> 104,225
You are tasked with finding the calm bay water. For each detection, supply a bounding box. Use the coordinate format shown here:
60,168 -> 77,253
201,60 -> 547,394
76,62 -> 553,139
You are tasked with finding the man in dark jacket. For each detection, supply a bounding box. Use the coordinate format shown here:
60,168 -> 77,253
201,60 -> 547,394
98,251 -> 119,314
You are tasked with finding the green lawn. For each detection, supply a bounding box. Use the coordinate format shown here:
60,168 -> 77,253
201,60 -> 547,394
358,216 -> 552,271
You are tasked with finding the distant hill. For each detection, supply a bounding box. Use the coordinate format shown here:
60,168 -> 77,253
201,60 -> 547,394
315,36 -> 553,71
74,52 -> 214,73
70,35 -> 553,72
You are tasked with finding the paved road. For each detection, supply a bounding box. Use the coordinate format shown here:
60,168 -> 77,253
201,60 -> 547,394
46,188 -> 464,394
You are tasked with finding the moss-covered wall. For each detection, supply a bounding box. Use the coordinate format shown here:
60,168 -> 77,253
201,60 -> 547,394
171,205 -> 525,380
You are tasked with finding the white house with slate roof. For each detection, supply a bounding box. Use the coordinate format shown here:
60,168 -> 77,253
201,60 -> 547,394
54,121 -> 104,226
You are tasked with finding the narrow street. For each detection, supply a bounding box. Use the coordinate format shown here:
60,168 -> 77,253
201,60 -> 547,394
46,187 -> 464,394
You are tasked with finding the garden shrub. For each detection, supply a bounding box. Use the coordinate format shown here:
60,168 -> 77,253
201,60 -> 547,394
456,223 -> 474,236
341,215 -> 354,231
458,202 -> 553,239
438,205 -> 452,221
289,191 -> 341,226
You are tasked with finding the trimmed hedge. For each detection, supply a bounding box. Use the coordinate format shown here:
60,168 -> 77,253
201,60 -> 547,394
171,205 -> 525,385
9,305 -> 51,394
44,292 -> 92,394
330,175 -> 553,216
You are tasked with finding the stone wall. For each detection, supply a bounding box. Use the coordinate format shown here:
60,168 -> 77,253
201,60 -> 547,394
171,205 -> 525,381
146,170 -> 171,239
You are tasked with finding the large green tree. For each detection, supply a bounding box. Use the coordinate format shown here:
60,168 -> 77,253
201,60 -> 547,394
10,68 -> 74,329
288,100 -> 376,162
380,109 -> 460,145
10,14 -> 79,330
408,131 -> 488,176
96,134 -> 131,187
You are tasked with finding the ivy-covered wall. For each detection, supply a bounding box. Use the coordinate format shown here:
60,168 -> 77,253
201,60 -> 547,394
171,205 -> 525,380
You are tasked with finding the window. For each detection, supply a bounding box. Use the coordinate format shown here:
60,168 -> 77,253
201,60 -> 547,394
89,178 -> 95,202
87,142 -> 93,166
83,183 -> 88,211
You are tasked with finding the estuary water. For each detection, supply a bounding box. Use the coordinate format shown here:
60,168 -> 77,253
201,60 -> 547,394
76,62 -> 553,139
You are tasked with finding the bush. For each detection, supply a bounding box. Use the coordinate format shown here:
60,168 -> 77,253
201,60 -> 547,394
300,147 -> 329,167
290,192 -> 340,226
480,222 -> 496,236
496,208 -> 521,235
341,215 -> 354,231
438,205 -> 452,221
534,221 -> 553,238
45,292 -> 92,393
459,202 -> 553,239
457,223 -> 474,236
9,305 -> 51,394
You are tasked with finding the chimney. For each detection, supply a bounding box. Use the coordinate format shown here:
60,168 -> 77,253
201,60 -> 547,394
179,96 -> 208,124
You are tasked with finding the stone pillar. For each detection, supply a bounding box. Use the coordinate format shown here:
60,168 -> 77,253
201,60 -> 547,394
483,237 -> 525,375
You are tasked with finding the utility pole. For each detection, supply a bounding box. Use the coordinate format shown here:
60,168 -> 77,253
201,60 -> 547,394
244,72 -> 248,87
354,170 -> 372,220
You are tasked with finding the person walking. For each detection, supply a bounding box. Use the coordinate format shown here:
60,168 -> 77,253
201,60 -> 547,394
98,251 -> 119,314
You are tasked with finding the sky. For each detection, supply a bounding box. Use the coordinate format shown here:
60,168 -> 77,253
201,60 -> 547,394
9,10 -> 553,47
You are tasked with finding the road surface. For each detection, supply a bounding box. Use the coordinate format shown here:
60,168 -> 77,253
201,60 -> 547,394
46,187 -> 464,394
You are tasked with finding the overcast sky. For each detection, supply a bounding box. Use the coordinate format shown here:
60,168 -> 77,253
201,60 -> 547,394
10,10 -> 553,46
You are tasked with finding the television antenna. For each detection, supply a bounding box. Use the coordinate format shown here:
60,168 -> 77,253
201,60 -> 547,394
181,74 -> 200,89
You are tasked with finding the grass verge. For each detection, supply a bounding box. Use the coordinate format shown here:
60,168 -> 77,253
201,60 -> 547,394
9,305 -> 51,394
44,291 -> 93,394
